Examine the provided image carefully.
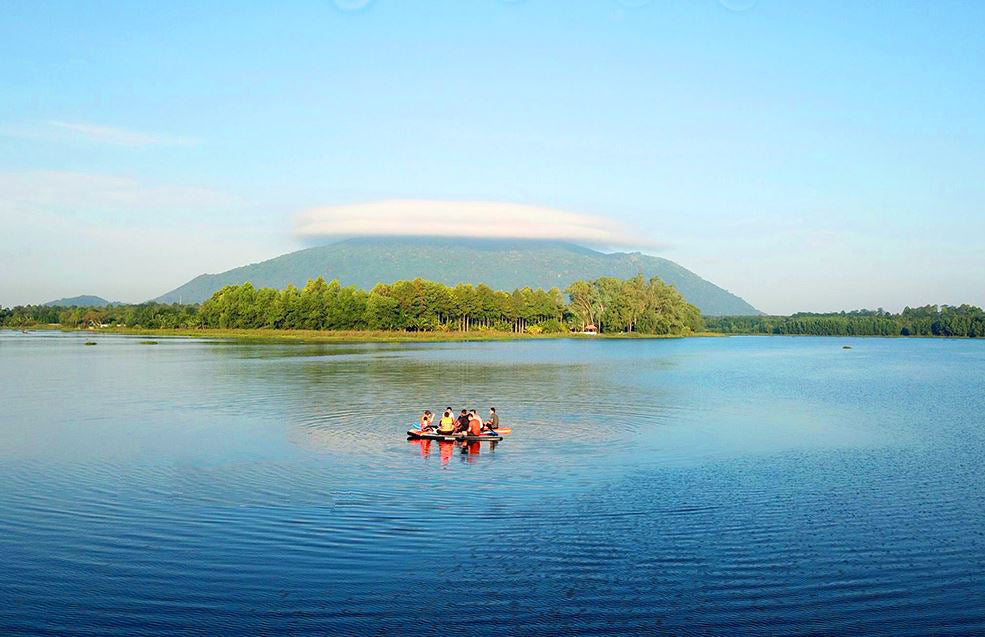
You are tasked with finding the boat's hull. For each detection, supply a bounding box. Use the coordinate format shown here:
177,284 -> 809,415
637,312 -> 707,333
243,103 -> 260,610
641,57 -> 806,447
406,429 -> 503,442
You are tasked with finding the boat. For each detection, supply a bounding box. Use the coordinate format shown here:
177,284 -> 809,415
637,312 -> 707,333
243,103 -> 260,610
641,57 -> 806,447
406,429 -> 503,442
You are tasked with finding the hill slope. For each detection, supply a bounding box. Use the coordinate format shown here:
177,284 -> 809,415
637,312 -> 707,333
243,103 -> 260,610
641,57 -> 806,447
43,295 -> 118,307
155,238 -> 760,315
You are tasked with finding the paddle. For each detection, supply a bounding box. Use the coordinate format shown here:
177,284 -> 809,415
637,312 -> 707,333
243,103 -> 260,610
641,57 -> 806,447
483,427 -> 511,435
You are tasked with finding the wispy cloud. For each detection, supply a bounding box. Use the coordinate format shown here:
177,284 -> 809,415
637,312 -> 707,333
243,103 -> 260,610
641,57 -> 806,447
47,121 -> 198,147
0,170 -> 235,215
0,170 -> 268,306
0,121 -> 198,147
295,199 -> 658,248
0,204 -> 287,307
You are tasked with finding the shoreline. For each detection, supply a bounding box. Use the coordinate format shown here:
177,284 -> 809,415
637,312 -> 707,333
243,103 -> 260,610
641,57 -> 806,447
5,326 -> 979,342
5,326 -> 978,342
9,325 -> 723,343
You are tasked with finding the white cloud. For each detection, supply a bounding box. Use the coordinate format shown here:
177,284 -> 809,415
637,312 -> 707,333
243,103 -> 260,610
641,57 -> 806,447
295,199 -> 655,247
0,121 -> 197,147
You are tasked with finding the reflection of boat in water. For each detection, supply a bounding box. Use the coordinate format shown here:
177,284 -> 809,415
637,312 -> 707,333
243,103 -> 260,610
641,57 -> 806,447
407,437 -> 497,465
440,440 -> 454,466
407,438 -> 458,465
462,440 -> 481,463
407,424 -> 505,466
408,438 -> 432,458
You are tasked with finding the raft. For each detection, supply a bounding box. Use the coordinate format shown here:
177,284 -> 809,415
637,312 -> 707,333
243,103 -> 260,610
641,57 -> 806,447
406,429 -> 503,442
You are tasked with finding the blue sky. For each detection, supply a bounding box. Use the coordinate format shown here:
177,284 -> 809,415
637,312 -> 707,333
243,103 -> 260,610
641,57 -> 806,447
1,0 -> 983,313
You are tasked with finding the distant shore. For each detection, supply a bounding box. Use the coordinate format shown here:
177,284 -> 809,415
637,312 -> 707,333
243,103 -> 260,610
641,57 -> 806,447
13,325 -> 723,343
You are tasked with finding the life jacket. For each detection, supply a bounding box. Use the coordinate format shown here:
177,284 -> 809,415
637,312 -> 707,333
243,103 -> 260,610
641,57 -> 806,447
468,418 -> 482,436
438,416 -> 455,433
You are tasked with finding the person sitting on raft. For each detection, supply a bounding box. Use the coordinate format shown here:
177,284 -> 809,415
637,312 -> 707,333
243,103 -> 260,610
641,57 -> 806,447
483,407 -> 499,431
437,410 -> 456,435
419,410 -> 434,432
467,410 -> 483,436
455,409 -> 470,434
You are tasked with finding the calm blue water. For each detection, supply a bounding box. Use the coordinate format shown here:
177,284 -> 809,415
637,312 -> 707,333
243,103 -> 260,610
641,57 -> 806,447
2,331 -> 984,636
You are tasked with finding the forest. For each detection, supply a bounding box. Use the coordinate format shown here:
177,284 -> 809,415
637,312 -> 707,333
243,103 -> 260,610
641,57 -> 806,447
7,282 -> 983,338
0,275 -> 704,336
704,305 -> 985,337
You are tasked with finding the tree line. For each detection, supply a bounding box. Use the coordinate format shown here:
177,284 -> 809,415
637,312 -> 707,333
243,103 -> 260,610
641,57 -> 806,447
704,305 -> 985,337
7,290 -> 982,338
0,303 -> 200,330
0,275 -> 704,335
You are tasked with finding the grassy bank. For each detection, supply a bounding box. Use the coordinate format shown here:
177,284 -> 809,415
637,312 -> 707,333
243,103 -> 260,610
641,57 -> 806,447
20,325 -> 721,343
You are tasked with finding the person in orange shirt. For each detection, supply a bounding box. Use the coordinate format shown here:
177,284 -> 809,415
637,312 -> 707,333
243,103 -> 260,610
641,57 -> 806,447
419,410 -> 434,432
466,410 -> 483,436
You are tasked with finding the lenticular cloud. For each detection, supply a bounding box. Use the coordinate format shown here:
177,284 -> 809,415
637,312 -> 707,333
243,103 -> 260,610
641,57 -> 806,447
295,199 -> 643,247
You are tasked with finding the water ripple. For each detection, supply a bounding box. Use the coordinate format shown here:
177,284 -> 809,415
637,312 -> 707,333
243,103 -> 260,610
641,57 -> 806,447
2,333 -> 985,635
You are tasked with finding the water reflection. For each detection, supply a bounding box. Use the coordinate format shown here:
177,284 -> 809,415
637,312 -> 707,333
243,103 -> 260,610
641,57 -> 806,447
407,438 -> 497,466
4,332 -> 985,636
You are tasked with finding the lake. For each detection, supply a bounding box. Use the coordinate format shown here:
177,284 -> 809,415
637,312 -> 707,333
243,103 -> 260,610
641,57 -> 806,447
2,331 -> 984,636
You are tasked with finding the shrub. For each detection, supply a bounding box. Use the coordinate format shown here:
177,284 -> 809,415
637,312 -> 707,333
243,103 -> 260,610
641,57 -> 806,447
539,319 -> 567,334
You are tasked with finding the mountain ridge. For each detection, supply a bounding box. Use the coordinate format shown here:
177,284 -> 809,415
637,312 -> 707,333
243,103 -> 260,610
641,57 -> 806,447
154,238 -> 761,315
43,295 -> 122,307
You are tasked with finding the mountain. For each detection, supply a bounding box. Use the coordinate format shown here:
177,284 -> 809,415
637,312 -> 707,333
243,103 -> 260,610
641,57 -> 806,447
43,295 -> 121,307
155,238 -> 760,315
